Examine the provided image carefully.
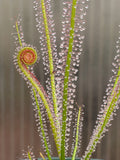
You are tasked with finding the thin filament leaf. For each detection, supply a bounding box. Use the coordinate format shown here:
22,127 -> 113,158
16,22 -> 22,47
15,22 -> 60,156
40,152 -> 46,160
112,66 -> 120,93
17,59 -> 59,154
61,0 -> 78,159
41,0 -> 61,154
84,91 -> 120,159
72,107 -> 81,160
41,0 -> 59,120
83,67 -> 120,160
27,152 -> 32,160
33,88 -> 52,160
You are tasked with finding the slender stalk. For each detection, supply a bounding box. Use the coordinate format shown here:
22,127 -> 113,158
27,152 -> 32,160
72,107 -> 81,160
111,67 -> 120,93
40,152 -> 46,160
16,22 -> 22,47
83,67 -> 120,160
61,0 -> 78,159
33,88 -> 52,160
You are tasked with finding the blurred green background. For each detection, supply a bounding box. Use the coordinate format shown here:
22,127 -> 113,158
0,0 -> 120,159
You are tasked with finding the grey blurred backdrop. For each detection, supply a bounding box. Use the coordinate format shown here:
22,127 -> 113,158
0,0 -> 120,159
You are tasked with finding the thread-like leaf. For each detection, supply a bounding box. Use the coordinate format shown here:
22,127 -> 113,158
40,0 -> 61,154
82,31 -> 120,159
15,22 -> 60,156
72,107 -> 81,160
16,21 -> 22,47
33,88 -> 52,160
57,0 -> 88,156
17,53 -> 59,154
27,152 -> 32,160
61,0 -> 78,159
40,152 -> 46,160
40,0 -> 60,138
82,67 -> 120,160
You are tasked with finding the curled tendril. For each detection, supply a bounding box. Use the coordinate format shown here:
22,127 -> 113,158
14,43 -> 60,156
18,47 -> 37,66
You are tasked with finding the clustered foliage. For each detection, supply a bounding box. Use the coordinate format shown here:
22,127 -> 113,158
13,0 -> 120,160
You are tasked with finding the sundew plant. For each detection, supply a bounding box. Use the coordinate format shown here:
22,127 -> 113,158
13,0 -> 120,159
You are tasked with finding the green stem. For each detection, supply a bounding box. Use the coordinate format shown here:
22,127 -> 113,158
83,67 -> 120,160
61,0 -> 78,159
33,88 -> 52,160
72,107 -> 81,160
